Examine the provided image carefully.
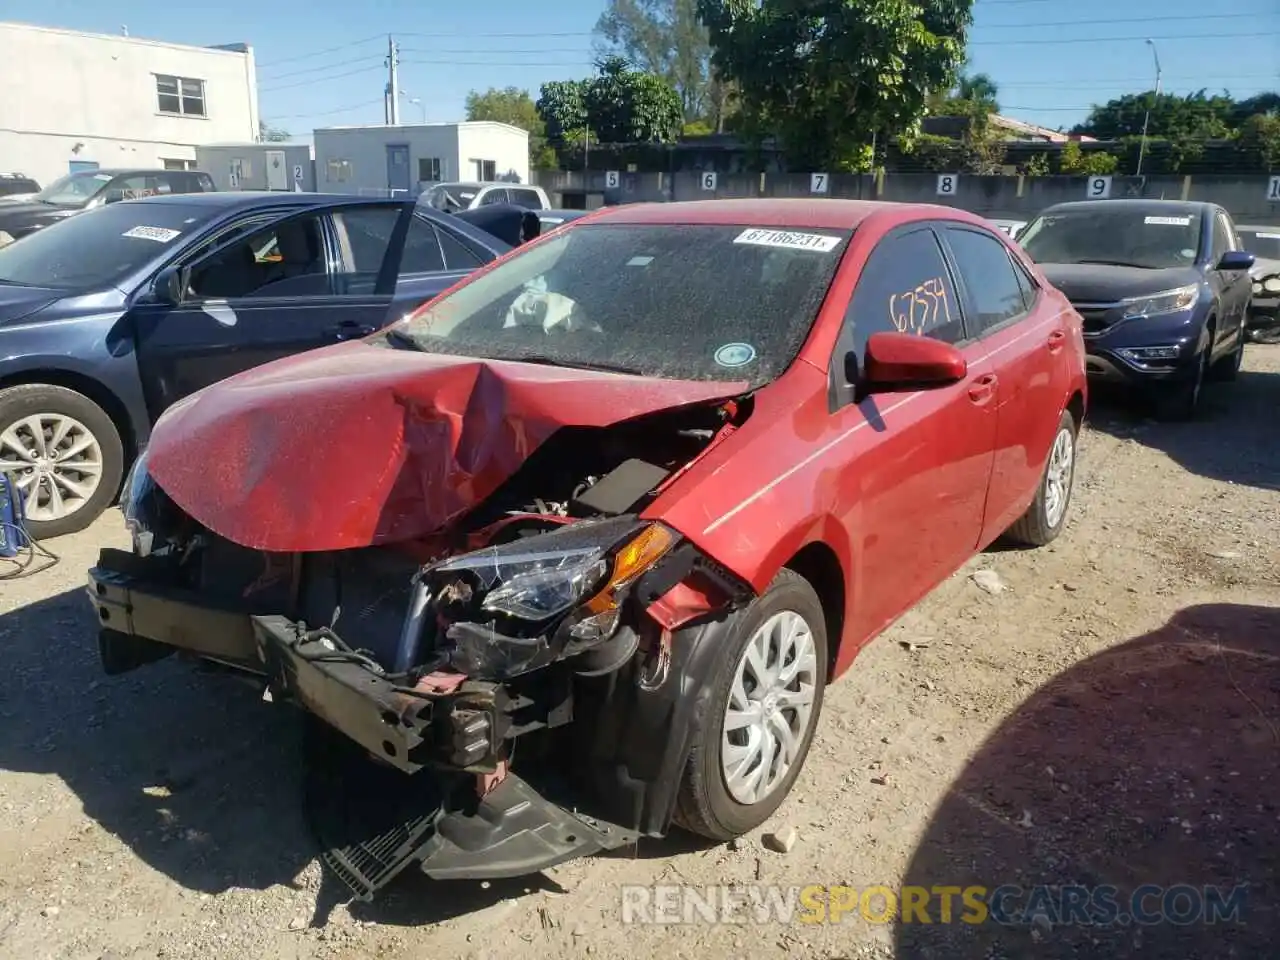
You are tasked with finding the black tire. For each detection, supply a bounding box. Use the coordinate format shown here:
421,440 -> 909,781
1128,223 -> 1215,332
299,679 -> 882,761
1004,408 -> 1078,547
1156,344 -> 1209,422
673,568 -> 828,841
0,384 -> 124,539
1249,324 -> 1280,345
1209,329 -> 1245,382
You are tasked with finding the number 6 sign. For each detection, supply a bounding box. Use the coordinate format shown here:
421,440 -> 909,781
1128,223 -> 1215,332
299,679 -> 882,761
1086,176 -> 1113,199
936,174 -> 958,196
701,171 -> 718,191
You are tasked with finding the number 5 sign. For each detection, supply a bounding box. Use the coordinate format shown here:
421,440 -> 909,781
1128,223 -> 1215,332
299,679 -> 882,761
700,171 -> 718,191
810,173 -> 829,194
1268,175 -> 1280,201
605,170 -> 620,189
1086,176 -> 1113,200
936,174 -> 958,196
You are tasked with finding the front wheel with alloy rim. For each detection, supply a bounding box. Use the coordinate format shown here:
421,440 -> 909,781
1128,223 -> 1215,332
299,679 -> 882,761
1157,343 -> 1210,421
1004,408 -> 1078,547
674,568 -> 828,841
0,384 -> 124,539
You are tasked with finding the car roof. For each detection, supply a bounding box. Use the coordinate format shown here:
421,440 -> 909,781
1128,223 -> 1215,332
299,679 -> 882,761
135,190 -> 376,211
1039,198 -> 1213,216
67,167 -> 210,178
578,198 -> 988,230
1236,224 -> 1280,231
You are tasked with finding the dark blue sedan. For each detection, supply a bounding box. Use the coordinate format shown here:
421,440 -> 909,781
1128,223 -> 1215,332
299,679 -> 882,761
0,191 -> 522,537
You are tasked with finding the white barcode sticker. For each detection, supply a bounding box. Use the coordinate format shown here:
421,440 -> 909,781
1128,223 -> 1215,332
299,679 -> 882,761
122,225 -> 182,243
733,228 -> 841,253
1144,216 -> 1191,226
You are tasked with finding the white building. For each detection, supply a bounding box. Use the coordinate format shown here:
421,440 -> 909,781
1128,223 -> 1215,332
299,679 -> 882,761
195,142 -> 316,192
313,122 -> 530,197
0,21 -> 259,186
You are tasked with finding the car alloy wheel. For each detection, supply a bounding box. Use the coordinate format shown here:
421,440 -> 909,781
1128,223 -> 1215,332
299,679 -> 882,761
1042,424 -> 1075,530
721,609 -> 819,805
0,412 -> 105,523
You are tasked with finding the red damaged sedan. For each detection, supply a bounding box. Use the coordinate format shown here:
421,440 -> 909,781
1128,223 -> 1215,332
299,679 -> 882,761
87,198 -> 1086,899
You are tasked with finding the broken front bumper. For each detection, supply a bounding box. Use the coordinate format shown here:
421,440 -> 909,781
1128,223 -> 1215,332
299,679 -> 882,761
85,548 -> 640,896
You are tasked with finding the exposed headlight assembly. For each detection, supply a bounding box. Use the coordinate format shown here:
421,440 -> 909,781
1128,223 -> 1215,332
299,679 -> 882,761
424,516 -> 678,679
1263,275 -> 1280,294
1120,284 -> 1200,319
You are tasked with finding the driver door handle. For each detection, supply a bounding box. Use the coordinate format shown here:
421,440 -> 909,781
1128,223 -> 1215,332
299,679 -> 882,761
328,321 -> 376,340
968,373 -> 998,405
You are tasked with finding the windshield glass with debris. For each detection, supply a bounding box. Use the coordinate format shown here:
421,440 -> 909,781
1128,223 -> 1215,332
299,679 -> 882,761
393,222 -> 852,386
1019,208 -> 1204,270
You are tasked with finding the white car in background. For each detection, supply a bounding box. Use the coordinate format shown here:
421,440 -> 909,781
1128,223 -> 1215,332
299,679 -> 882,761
421,181 -> 551,213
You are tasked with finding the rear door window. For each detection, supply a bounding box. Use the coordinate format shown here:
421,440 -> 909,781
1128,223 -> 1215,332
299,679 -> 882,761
943,227 -> 1030,335
400,216 -> 447,273
507,188 -> 544,209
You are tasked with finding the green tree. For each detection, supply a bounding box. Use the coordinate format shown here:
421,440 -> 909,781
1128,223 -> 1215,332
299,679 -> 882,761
584,56 -> 684,143
1073,90 -> 1237,141
465,86 -> 557,168
537,59 -> 684,147
1238,113 -> 1280,170
698,0 -> 974,170
258,121 -> 290,142
536,79 -> 591,146
594,0 -> 725,126
1058,140 -> 1085,173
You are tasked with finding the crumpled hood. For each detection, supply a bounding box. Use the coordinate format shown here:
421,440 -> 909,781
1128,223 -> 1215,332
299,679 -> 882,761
146,340 -> 746,552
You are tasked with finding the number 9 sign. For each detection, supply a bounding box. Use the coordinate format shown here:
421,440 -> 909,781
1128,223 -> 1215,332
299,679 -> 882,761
701,171 -> 718,191
1086,176 -> 1113,200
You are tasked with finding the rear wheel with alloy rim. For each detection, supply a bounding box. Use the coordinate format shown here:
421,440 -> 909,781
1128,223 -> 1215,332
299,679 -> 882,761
674,568 -> 828,840
0,384 -> 124,539
1004,408 -> 1078,547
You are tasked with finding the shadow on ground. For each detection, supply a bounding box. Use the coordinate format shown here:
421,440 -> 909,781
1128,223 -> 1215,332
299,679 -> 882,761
0,588 -> 557,927
1086,348 -> 1280,492
895,602 -> 1280,958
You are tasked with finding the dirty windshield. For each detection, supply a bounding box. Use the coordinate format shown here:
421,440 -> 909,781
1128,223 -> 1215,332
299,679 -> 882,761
1019,208 -> 1204,270
392,221 -> 852,386
0,201 -> 213,289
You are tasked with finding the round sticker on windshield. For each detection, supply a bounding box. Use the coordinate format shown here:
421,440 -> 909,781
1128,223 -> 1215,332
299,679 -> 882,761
714,342 -> 757,368
1180,248 -> 1196,258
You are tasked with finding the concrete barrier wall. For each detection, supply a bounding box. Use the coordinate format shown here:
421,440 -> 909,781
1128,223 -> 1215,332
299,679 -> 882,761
533,170 -> 1280,225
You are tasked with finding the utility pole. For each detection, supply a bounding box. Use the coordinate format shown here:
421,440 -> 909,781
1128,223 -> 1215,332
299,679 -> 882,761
1136,38 -> 1161,177
385,36 -> 401,126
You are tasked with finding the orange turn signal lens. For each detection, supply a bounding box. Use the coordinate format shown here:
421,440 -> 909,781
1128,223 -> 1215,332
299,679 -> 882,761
584,523 -> 677,614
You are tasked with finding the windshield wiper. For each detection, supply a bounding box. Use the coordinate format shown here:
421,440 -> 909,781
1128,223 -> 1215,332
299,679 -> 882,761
383,327 -> 426,351
512,355 -> 644,375
1074,259 -> 1153,269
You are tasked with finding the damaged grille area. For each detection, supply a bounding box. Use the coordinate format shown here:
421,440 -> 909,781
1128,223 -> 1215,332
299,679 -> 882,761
296,548 -> 426,666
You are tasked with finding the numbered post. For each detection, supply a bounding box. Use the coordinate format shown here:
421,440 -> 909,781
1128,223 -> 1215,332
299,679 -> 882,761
700,171 -> 718,191
1268,175 -> 1280,201
605,170 -> 620,189
936,174 -> 958,196
228,172 -> 239,189
1086,176 -> 1113,200
810,172 -> 829,195
292,164 -> 303,182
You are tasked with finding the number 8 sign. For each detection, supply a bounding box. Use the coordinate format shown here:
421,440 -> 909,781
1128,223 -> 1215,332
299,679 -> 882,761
701,171 -> 718,191
1086,176 -> 1113,200
936,174 -> 958,196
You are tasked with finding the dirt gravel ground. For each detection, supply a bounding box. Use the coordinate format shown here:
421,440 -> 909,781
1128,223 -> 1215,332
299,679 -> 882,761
1,346 -> 1277,960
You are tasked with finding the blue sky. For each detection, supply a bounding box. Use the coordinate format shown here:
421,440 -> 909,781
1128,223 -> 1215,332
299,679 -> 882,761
10,0 -> 1279,135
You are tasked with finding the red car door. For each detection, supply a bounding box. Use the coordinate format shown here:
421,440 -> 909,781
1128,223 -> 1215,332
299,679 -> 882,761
827,224 -> 999,648
938,224 -> 1072,543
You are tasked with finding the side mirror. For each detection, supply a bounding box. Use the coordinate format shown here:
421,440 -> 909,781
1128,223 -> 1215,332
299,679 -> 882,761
1218,250 -> 1255,271
152,265 -> 185,305
102,189 -> 127,205
860,332 -> 967,394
